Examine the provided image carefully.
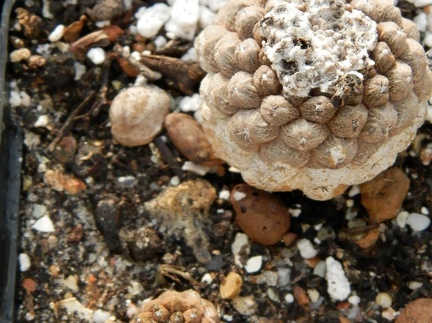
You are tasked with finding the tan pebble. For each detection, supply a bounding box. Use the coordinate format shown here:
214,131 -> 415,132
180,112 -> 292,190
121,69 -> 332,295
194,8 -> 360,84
44,169 -> 86,194
109,85 -> 170,147
230,184 -> 290,245
49,265 -> 60,278
376,292 -> 392,309
395,298 -> 432,323
220,272 -> 242,300
10,48 -> 31,62
354,228 -> 380,249
360,167 -> 409,223
231,296 -> 257,316
165,113 -> 222,167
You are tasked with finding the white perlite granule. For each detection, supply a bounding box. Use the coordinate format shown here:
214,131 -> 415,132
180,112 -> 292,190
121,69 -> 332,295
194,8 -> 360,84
325,256 -> 351,301
261,0 -> 377,97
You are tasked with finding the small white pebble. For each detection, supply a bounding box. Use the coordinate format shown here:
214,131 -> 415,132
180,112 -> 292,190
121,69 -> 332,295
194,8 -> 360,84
375,292 -> 392,309
297,238 -> 317,259
87,47 -> 106,65
396,211 -> 409,228
95,20 -> 111,28
199,5 -> 216,28
154,35 -> 167,50
179,93 -> 202,112
289,208 -> 302,218
48,24 -> 65,42
181,47 -> 197,62
92,309 -> 111,323
424,32 -> 432,47
314,223 -> 323,230
346,199 -> 354,208
406,212 -> 431,232
19,253 -> 31,272
325,257 -> 351,301
181,161 -> 211,175
421,206 -> 429,215
32,204 -> 47,219
348,185 -> 360,197
284,293 -> 294,303
408,281 -> 423,290
74,61 -> 86,81
218,189 -> 230,200
201,273 -> 213,284
34,115 -> 50,128
232,191 -> 246,201
117,176 -> 137,188
348,295 -> 360,306
32,215 -> 55,232
244,255 -> 263,273
222,314 -> 233,322
414,12 -> 427,32
170,176 -> 180,186
208,0 -> 228,12
408,0 -> 432,7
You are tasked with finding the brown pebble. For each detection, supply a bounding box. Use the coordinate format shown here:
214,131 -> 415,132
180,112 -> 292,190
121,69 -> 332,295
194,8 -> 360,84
293,285 -> 309,306
360,167 -> 409,223
305,257 -> 320,268
52,135 -> 76,164
22,278 -> 37,293
395,298 -> 432,323
67,224 -> 84,242
230,184 -> 290,245
165,112 -> 223,167
220,272 -> 242,300
282,232 -> 297,246
354,228 -> 380,249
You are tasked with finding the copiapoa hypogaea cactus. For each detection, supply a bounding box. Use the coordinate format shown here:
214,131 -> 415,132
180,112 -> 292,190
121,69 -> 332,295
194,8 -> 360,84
195,0 -> 432,200
130,290 -> 220,323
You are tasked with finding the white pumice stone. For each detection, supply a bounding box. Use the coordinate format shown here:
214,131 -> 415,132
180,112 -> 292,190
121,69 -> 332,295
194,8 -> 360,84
297,238 -> 317,259
136,3 -> 171,38
19,253 -> 31,272
325,257 -> 351,301
406,212 -> 431,231
165,0 -> 200,40
86,47 -> 106,65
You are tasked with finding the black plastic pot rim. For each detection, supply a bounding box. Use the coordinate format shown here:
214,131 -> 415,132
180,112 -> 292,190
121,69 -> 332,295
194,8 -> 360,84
0,0 -> 22,322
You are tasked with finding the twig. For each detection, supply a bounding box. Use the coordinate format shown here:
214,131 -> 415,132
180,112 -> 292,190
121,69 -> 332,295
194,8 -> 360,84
47,91 -> 96,152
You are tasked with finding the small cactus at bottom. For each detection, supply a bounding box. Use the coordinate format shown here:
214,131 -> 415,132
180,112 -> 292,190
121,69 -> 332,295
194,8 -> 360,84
130,290 -> 220,323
